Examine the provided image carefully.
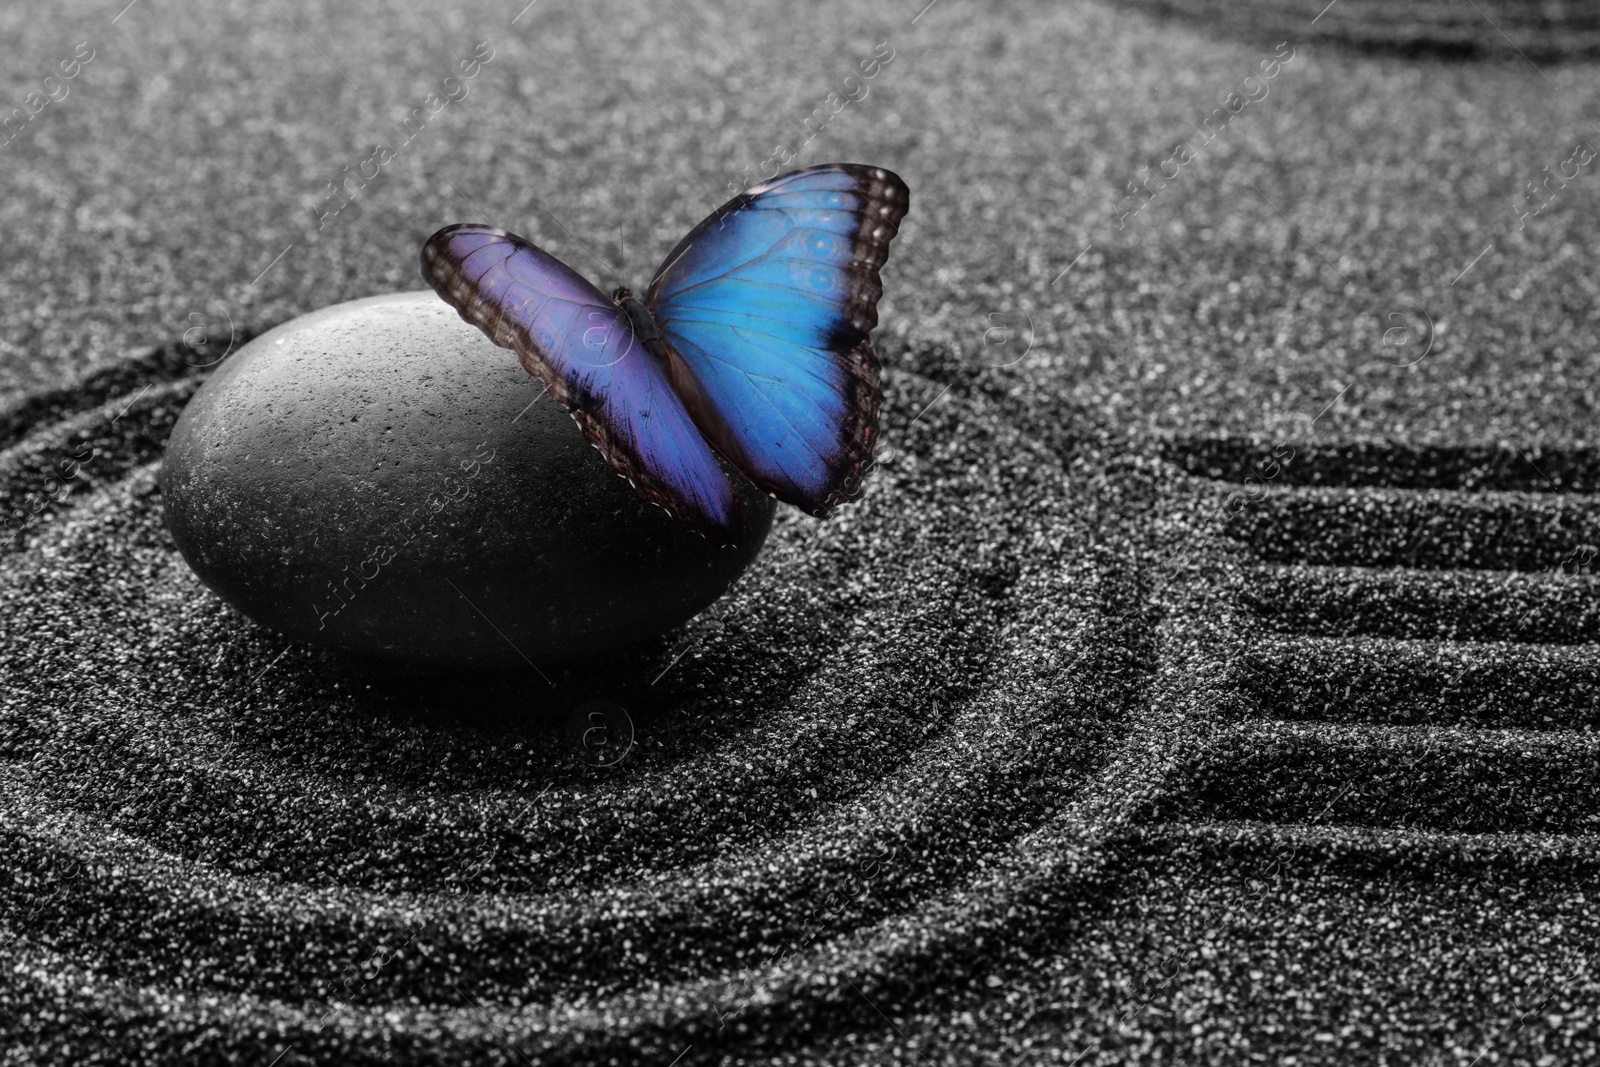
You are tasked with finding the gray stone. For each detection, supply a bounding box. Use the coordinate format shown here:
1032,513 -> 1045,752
160,291 -> 773,668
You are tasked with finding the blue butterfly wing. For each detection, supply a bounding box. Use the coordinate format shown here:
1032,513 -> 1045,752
421,224 -> 744,546
646,164 -> 909,515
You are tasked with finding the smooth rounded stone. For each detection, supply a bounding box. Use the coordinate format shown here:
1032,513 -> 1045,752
160,291 -> 774,668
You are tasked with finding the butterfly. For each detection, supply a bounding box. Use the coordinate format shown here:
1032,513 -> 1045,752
421,163 -> 909,548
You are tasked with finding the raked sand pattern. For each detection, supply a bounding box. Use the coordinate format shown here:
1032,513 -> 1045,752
4,0 -> 1600,1063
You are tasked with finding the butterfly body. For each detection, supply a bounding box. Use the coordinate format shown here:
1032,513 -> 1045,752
609,288 -> 671,366
423,164 -> 909,548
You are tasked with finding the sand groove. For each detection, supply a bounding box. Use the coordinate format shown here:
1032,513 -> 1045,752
0,356 -> 1138,1063
1154,443 -> 1600,843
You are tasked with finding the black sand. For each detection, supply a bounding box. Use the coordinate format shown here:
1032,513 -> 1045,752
3,1 -> 1599,1063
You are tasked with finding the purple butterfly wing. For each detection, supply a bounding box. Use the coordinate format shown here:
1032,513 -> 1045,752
421,224 -> 744,547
